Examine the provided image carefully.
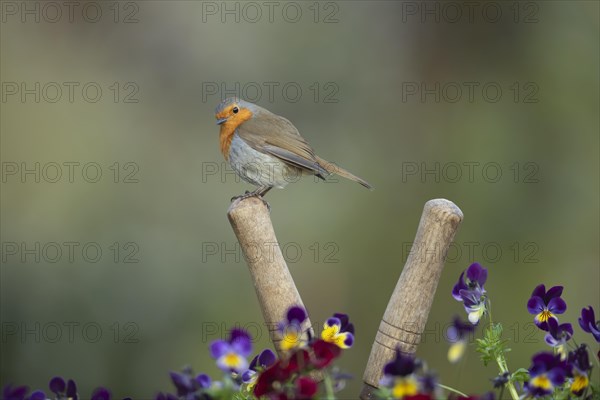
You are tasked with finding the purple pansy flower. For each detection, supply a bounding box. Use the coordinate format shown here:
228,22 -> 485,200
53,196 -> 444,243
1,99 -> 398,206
241,348 -> 277,385
383,349 -> 419,378
166,367 -> 211,398
544,318 -> 573,350
446,316 -> 476,363
49,377 -> 65,395
569,345 -> 592,374
578,306 -> 600,342
452,262 -> 488,300
210,328 -> 253,374
249,348 -> 277,371
195,374 -> 211,389
90,388 -> 111,400
169,371 -> 194,396
527,284 -> 567,331
321,313 -> 355,349
452,263 -> 488,324
277,306 -> 309,351
2,378 -> 113,400
418,374 -> 438,396
568,344 -> 592,396
28,391 -> 45,400
2,386 -> 46,400
2,385 -> 29,400
65,379 -> 79,400
379,349 -> 425,398
491,372 -> 510,388
524,352 -> 569,397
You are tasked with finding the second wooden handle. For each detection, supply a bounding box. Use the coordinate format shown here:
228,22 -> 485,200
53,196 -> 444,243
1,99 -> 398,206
361,199 -> 463,395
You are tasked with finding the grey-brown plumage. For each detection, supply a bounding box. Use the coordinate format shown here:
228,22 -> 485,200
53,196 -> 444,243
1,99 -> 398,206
216,98 -> 372,199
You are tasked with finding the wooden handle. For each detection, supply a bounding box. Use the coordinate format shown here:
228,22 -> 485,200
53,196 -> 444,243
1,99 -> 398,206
227,197 -> 313,356
360,199 -> 463,398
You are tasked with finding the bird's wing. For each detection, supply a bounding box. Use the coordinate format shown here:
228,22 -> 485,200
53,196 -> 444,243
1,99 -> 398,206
237,113 -> 330,178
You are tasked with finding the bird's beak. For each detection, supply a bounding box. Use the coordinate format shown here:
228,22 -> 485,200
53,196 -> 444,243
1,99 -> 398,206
216,117 -> 228,125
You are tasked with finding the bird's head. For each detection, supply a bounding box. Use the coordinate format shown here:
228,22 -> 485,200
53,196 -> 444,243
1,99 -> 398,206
215,97 -> 254,127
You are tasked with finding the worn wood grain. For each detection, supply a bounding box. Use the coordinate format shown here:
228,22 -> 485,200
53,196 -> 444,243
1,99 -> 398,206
360,199 -> 464,399
227,197 -> 313,356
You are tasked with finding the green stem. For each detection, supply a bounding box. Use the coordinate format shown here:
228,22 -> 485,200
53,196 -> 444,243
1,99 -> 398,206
323,370 -> 336,400
437,383 -> 468,397
498,385 -> 505,400
487,299 -> 519,400
495,355 -> 519,400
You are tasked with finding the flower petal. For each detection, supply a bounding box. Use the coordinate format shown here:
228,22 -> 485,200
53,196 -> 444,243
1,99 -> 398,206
466,263 -> 487,286
253,360 -> 292,397
296,376 -> 318,397
448,340 -> 466,363
547,297 -> 567,314
216,352 -> 248,373
287,306 -> 307,324
468,308 -> 483,325
325,317 -> 342,329
241,369 -> 255,384
460,288 -> 482,307
28,391 -> 46,400
531,284 -> 546,298
547,367 -> 567,386
344,322 -> 355,335
195,373 -> 211,389
230,328 -> 251,343
66,380 -> 78,400
49,377 -> 66,394
257,349 -> 277,368
477,267 -> 488,286
544,332 -> 558,347
342,332 -> 354,348
248,354 -> 259,371
561,322 -> 574,337
452,272 -> 467,301
544,286 -> 563,302
333,313 -> 349,329
231,335 -> 253,358
590,325 -> 600,342
90,388 -> 111,400
169,372 -> 194,396
578,306 -> 596,334
383,349 -> 416,377
281,325 -> 304,351
546,316 -> 559,333
527,296 -> 545,314
311,339 -> 341,368
4,385 -> 28,400
210,340 -> 230,359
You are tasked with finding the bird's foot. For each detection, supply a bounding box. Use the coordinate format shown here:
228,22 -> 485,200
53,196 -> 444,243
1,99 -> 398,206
230,190 -> 251,202
230,189 -> 271,212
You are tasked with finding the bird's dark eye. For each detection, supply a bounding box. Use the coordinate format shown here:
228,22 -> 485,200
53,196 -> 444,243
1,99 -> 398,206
232,106 -> 239,114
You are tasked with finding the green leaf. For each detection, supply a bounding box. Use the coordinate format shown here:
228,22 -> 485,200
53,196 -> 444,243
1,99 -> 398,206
589,383 -> 600,400
510,367 -> 529,383
552,388 -> 571,400
475,322 -> 509,367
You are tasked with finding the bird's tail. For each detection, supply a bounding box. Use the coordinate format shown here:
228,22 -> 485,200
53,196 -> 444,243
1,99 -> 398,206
315,156 -> 373,190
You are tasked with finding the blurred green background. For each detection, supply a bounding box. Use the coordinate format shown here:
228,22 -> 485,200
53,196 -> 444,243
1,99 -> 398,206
1,1 -> 598,398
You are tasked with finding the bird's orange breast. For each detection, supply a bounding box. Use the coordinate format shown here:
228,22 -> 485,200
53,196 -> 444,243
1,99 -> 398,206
219,125 -> 236,160
219,108 -> 253,160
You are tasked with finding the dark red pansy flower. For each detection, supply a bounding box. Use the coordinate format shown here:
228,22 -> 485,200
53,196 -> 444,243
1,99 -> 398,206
310,339 -> 341,368
295,376 -> 317,398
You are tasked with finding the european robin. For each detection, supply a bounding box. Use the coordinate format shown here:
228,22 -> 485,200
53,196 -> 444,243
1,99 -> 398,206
215,97 -> 372,203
